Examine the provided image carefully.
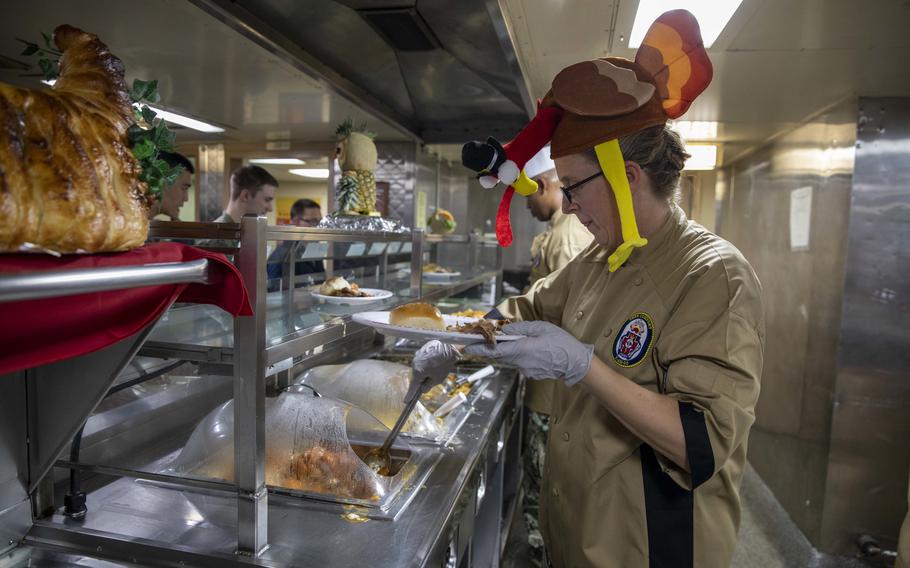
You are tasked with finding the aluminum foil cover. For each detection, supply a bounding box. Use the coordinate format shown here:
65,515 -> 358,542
317,214 -> 411,234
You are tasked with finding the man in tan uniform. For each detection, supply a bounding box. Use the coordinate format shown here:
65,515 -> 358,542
454,10 -> 760,567
521,146 -> 594,561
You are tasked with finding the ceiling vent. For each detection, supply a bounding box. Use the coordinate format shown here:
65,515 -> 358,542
358,7 -> 441,51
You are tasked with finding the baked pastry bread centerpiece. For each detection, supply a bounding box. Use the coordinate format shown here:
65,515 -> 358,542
1,25 -> 158,253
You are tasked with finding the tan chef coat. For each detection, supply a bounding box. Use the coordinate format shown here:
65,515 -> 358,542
525,209 -> 595,415
498,206 -> 764,568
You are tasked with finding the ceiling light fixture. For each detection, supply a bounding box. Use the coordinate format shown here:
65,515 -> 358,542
249,158 -> 306,166
42,77 -> 223,133
289,168 -> 330,179
683,144 -> 718,170
145,105 -> 225,133
629,0 -> 745,48
670,120 -> 719,140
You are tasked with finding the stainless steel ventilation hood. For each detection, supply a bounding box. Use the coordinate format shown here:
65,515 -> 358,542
192,0 -> 534,143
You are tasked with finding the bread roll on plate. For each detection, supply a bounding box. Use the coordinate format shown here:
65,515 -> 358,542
389,302 -> 445,331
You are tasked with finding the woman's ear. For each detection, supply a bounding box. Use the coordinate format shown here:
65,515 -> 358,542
625,160 -> 644,191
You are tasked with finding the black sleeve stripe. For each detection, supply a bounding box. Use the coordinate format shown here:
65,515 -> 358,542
641,444 -> 694,568
678,401 -> 715,488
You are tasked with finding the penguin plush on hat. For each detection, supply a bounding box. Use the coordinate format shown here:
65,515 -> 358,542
462,9 -> 713,271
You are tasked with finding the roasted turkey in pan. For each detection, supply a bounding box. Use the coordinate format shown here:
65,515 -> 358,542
0,25 -> 148,253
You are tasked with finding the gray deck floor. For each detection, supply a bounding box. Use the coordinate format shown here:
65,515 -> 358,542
503,463 -> 881,568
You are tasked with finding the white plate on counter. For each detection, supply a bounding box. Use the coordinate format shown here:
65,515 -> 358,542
310,289 -> 394,305
400,268 -> 462,282
352,312 -> 521,344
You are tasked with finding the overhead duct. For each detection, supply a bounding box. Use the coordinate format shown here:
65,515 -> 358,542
358,7 -> 441,52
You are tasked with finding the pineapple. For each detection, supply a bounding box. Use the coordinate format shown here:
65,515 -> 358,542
335,119 -> 378,215
337,173 -> 360,214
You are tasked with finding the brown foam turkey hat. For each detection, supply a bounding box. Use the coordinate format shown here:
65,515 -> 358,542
546,9 -> 713,158
462,9 -> 713,270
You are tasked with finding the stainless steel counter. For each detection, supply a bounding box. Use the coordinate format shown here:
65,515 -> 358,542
25,371 -> 522,568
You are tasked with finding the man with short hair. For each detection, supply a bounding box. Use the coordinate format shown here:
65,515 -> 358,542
288,198 -> 322,228
213,165 -> 277,223
267,198 -> 324,285
148,152 -> 194,221
200,165 -> 278,249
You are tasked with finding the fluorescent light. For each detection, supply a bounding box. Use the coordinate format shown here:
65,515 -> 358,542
683,144 -> 717,170
289,168 -> 330,179
670,120 -> 718,140
145,105 -> 224,133
629,0 -> 745,48
42,78 -> 56,86
249,158 -> 306,165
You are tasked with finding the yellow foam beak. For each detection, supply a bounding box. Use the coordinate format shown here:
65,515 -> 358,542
593,139 -> 648,272
512,170 -> 539,196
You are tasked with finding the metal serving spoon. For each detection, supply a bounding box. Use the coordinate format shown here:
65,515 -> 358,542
363,375 -> 431,475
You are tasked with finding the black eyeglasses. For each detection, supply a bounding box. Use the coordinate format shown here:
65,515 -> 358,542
561,171 -> 603,204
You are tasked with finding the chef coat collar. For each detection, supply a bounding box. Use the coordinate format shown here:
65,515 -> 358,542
625,205 -> 687,268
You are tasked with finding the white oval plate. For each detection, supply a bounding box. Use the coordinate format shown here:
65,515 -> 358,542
311,289 -> 394,305
400,268 -> 462,282
352,312 -> 520,344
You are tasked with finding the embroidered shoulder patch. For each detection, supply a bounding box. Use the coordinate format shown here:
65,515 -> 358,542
612,312 -> 655,368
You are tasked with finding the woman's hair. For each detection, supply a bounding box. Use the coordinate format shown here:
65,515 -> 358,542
586,125 -> 690,202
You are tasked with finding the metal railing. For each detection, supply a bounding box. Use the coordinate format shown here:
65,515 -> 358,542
0,259 -> 212,304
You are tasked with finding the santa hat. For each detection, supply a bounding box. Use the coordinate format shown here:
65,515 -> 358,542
462,9 -> 713,271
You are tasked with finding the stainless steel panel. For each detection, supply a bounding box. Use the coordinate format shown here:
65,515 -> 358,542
25,327 -> 156,493
718,100 -> 857,544
376,142 -> 418,224
0,372 -> 29,554
0,500 -> 31,555
821,98 -> 910,554
0,373 -> 27,515
198,144 -> 227,224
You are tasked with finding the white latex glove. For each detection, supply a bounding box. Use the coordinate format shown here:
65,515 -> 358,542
407,340 -> 460,401
464,321 -> 594,386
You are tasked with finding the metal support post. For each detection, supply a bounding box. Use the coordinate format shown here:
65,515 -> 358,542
233,215 -> 268,556
410,229 -> 424,299
494,245 -> 504,302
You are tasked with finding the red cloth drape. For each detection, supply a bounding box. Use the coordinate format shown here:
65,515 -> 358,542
0,242 -> 252,375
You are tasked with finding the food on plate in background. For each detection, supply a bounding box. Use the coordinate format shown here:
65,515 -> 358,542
422,263 -> 454,274
318,276 -> 370,297
452,309 -> 487,318
389,302 -> 446,331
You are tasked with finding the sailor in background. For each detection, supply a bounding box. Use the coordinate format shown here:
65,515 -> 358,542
521,145 -> 593,563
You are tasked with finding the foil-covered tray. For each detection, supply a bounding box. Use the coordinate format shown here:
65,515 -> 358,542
317,214 -> 411,234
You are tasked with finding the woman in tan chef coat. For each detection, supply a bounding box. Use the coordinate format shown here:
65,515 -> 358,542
453,10 -> 764,568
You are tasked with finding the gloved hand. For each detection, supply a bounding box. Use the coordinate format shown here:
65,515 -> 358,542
464,321 -> 594,386
407,340 -> 460,402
